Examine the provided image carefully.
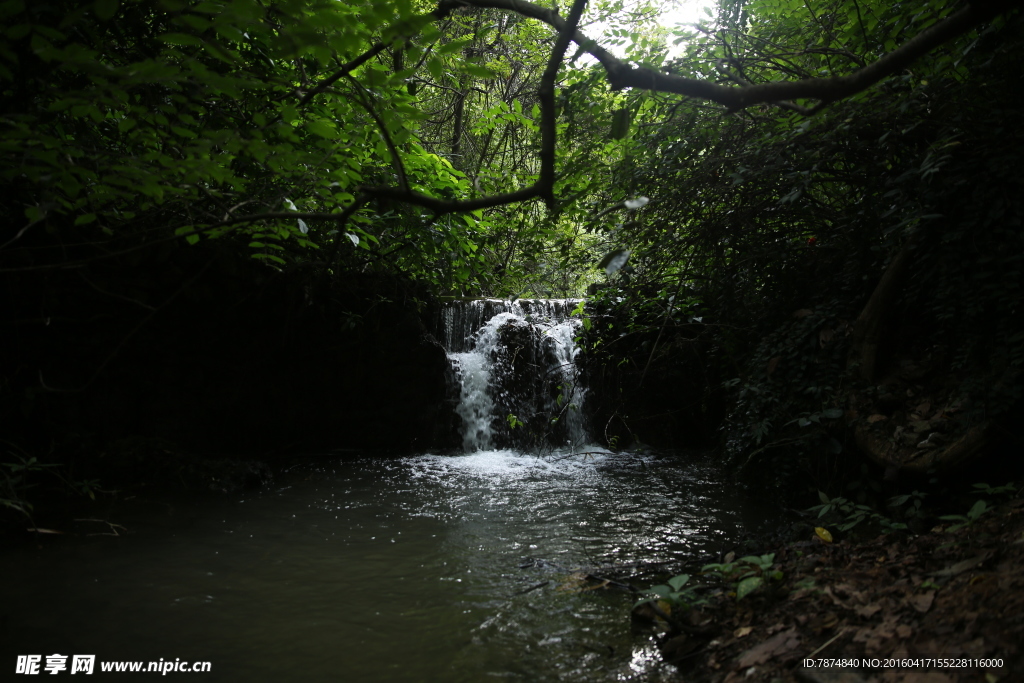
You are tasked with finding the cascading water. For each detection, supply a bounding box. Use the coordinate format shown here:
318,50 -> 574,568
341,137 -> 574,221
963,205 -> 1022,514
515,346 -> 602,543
438,299 -> 588,452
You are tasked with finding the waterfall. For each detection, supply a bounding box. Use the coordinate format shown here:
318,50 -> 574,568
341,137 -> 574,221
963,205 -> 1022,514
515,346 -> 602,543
438,299 -> 588,452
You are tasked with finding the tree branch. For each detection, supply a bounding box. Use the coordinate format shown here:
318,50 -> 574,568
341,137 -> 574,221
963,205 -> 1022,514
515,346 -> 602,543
537,0 -> 588,209
465,0 -> 1005,112
303,0 -> 1008,219
358,0 -> 588,216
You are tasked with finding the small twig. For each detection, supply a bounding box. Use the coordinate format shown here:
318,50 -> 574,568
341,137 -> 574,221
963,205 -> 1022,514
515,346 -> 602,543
806,629 -> 847,659
0,215 -> 46,251
513,580 -> 550,595
77,271 -> 157,311
585,573 -> 639,593
74,519 -> 128,537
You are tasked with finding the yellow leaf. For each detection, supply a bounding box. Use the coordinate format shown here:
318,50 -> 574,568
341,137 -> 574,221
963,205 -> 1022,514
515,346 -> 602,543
815,527 -> 833,543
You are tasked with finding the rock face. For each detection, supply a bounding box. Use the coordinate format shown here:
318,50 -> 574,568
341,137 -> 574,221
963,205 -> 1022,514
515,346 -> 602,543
436,299 -> 587,451
4,242 -> 454,457
488,317 -> 582,450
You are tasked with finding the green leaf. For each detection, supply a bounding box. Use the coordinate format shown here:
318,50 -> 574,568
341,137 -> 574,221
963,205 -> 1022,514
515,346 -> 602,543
426,57 -> 445,82
598,248 -> 630,275
436,38 -> 471,55
735,576 -> 763,600
74,213 -> 97,225
610,108 -> 630,140
159,32 -> 202,47
462,63 -> 494,79
94,0 -> 119,21
667,574 -> 690,591
306,119 -> 337,139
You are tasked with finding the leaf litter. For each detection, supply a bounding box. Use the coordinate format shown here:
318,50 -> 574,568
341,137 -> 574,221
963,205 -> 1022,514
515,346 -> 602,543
650,501 -> 1024,682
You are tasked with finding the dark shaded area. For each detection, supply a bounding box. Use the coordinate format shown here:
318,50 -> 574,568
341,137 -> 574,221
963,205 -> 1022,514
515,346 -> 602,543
580,309 -> 726,450
3,239 -> 455,497
576,10 -> 1024,501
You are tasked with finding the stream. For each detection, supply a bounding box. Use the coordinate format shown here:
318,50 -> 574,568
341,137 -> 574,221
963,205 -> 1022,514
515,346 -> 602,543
1,450 -> 783,681
1,300 -> 784,681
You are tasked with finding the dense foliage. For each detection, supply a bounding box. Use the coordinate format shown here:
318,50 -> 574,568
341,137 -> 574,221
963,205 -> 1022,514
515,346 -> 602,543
582,0 -> 1023,492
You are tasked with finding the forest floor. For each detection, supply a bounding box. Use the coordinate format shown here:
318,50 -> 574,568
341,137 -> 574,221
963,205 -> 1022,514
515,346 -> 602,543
649,500 -> 1024,683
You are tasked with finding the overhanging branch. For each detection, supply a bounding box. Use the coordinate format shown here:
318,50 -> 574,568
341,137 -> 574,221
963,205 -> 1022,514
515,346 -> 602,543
465,0 -> 1006,111
302,0 -> 1009,218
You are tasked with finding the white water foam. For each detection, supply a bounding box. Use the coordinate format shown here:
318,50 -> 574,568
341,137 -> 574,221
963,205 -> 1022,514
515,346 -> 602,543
405,448 -> 613,485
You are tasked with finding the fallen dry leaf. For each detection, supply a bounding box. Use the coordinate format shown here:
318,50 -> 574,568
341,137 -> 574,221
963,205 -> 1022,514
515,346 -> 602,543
736,627 -> 801,668
907,590 -> 935,613
855,603 -> 882,618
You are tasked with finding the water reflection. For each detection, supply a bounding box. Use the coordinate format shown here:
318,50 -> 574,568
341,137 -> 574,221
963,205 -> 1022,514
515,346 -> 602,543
0,450 -> 779,681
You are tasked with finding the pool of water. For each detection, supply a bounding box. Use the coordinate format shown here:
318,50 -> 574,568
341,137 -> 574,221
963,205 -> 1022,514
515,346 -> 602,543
1,449 -> 782,681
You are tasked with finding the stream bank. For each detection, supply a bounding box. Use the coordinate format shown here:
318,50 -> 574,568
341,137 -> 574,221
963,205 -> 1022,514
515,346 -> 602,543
644,497 -> 1024,682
